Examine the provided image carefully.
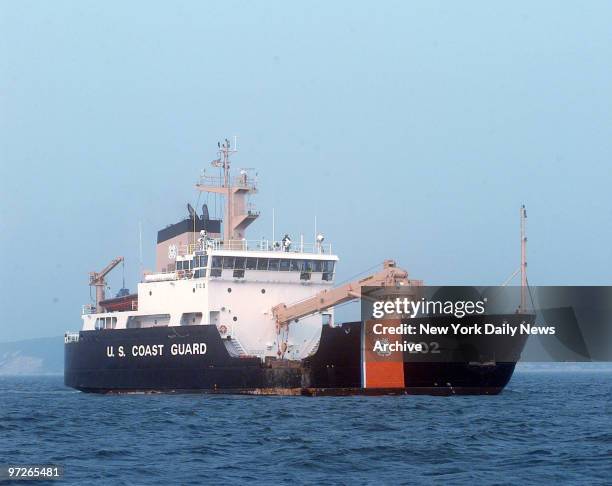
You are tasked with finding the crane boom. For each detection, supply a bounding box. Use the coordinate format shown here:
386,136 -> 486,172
90,257 -> 124,312
272,260 -> 422,329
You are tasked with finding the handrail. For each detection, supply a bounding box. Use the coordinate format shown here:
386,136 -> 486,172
81,304 -> 96,315
198,174 -> 257,189
177,239 -> 333,257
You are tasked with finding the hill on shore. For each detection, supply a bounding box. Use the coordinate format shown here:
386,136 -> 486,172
0,336 -> 63,375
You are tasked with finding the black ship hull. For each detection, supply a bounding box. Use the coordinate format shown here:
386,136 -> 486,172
65,316 -> 529,395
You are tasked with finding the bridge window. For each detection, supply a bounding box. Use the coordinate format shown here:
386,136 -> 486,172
210,256 -> 222,277
322,260 -> 335,281
203,255 -> 335,278
177,259 -> 194,271
194,255 -> 208,268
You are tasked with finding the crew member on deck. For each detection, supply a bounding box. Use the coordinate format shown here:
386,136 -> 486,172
282,234 -> 292,252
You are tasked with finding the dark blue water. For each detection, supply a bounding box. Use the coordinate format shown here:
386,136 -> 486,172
1,372 -> 610,485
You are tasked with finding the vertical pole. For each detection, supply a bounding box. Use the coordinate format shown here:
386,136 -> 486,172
272,207 -> 275,245
138,221 -> 143,279
224,145 -> 231,243
192,207 -> 196,250
520,205 -> 527,312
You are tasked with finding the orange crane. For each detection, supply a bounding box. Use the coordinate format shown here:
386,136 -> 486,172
90,257 -> 124,312
271,260 -> 423,356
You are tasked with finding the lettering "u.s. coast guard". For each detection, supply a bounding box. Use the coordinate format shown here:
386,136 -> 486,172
106,343 -> 207,358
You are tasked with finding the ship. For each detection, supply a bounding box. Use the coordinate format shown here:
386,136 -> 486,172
65,140 -> 532,395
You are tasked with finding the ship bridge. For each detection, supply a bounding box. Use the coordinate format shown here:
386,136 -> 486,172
146,237 -> 337,283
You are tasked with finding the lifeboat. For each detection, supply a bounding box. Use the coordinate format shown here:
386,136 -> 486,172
100,293 -> 138,312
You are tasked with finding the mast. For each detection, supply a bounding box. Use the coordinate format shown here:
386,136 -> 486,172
221,140 -> 232,242
520,204 -> 527,312
195,139 -> 259,244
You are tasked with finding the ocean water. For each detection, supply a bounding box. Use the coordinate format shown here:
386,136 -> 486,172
1,371 -> 610,485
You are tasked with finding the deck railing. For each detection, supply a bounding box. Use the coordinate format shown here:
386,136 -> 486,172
179,239 -> 333,257
81,304 -> 96,315
198,173 -> 257,190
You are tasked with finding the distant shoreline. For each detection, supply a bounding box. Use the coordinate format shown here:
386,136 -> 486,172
515,362 -> 612,372
2,363 -> 612,378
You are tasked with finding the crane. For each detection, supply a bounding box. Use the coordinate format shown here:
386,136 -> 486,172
90,257 -> 124,312
271,260 -> 423,357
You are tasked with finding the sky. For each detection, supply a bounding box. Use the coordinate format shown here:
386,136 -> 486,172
1,1 -> 611,341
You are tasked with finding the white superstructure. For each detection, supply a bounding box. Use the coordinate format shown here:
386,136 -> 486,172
81,140 -> 339,361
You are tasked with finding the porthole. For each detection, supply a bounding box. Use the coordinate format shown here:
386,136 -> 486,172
233,316 -> 238,322
227,288 -> 232,293
261,289 -> 266,294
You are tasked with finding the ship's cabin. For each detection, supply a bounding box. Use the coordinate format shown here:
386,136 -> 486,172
148,238 -> 337,283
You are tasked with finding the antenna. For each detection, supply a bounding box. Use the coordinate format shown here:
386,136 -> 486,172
272,207 -> 276,244
520,205 -> 528,312
220,138 -> 235,242
314,215 -> 317,246
138,221 -> 143,280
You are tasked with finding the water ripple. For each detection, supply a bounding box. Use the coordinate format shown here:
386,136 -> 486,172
0,373 -> 610,485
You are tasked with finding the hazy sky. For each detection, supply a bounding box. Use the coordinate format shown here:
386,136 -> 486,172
1,1 -> 611,341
